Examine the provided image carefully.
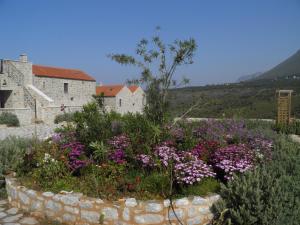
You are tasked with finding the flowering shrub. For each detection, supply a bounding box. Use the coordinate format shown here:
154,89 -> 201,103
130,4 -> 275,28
174,152 -> 215,185
136,154 -> 153,167
19,116 -> 276,200
212,144 -> 255,180
194,119 -> 249,144
108,134 -> 130,149
248,136 -> 273,161
108,134 -> 130,164
62,142 -> 88,172
109,149 -> 126,164
192,140 -> 220,162
154,141 -> 180,167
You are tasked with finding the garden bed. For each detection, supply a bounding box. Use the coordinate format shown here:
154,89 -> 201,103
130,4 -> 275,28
6,102 -> 282,224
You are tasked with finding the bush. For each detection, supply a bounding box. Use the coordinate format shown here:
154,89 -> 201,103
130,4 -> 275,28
73,102 -> 119,146
273,121 -> 300,135
0,137 -> 33,176
212,135 -> 300,225
54,112 -> 75,124
179,177 -> 220,197
0,112 -> 20,127
139,172 -> 171,198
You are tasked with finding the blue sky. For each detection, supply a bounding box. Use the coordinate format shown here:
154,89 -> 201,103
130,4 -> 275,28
1,0 -> 299,85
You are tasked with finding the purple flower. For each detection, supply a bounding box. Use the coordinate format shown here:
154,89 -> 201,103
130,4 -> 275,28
137,154 -> 153,167
51,133 -> 62,143
62,141 -> 88,172
154,142 -> 180,167
108,134 -> 130,149
109,149 -> 126,164
174,152 -> 215,185
212,144 -> 255,180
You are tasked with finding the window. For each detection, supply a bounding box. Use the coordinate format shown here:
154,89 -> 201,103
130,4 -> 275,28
64,83 -> 68,94
43,81 -> 45,89
119,99 -> 122,107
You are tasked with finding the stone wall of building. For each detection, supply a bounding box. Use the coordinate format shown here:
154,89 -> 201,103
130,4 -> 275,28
103,97 -> 116,112
0,72 -> 25,108
33,76 -> 96,107
6,176 -> 220,225
131,87 -> 146,114
115,87 -> 134,115
41,106 -> 83,124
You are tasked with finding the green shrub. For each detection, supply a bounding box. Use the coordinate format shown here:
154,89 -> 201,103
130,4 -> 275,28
0,112 -> 20,127
0,137 -> 33,176
73,102 -> 119,145
179,178 -> 220,197
122,113 -> 162,155
29,157 -> 77,192
212,135 -> 300,225
273,121 -> 300,135
54,112 -> 75,124
139,172 -> 171,198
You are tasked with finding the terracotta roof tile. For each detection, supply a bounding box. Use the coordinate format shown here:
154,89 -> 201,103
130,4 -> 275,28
32,65 -> 95,81
96,85 -> 125,97
128,85 -> 139,93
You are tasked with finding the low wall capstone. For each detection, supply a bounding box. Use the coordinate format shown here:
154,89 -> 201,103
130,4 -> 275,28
6,176 -> 220,225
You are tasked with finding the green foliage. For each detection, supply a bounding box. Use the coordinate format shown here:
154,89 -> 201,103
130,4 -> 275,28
73,102 -> 118,145
29,154 -> 76,192
212,135 -> 300,225
122,113 -> 162,155
54,112 -> 75,124
179,178 -> 220,197
0,112 -> 20,127
139,172 -> 171,198
273,121 -> 300,135
89,141 -> 108,162
79,163 -> 128,199
167,79 -> 300,119
0,137 -> 33,176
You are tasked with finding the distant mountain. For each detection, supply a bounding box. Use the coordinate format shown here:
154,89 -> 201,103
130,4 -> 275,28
255,49 -> 300,80
237,72 -> 263,82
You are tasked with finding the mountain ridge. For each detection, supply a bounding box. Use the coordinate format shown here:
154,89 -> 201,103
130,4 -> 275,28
254,49 -> 300,80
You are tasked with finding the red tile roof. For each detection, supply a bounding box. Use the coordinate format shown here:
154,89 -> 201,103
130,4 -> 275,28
128,85 -> 139,93
96,85 -> 125,97
32,65 -> 95,81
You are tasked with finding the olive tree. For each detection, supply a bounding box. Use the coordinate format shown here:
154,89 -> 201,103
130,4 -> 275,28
109,28 -> 197,124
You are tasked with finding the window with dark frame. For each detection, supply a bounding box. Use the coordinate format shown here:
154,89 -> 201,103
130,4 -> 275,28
119,99 -> 122,107
64,83 -> 68,94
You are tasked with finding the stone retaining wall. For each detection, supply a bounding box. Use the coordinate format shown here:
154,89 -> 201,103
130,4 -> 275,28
6,176 -> 220,225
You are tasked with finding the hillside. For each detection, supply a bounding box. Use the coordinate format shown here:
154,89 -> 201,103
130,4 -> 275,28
237,72 -> 262,82
255,49 -> 300,80
167,78 -> 300,119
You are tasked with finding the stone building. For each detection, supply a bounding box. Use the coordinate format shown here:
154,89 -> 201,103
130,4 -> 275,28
0,54 -> 96,125
96,85 -> 146,114
0,54 -> 146,125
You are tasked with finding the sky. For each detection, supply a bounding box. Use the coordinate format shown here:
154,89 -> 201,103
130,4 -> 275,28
1,0 -> 300,86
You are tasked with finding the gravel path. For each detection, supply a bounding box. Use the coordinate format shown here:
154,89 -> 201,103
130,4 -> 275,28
0,124 -> 60,140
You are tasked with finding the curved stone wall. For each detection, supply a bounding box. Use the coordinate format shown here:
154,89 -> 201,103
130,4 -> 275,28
6,176 -> 220,225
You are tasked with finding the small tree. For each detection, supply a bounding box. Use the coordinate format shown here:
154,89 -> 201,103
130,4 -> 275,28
109,28 -> 197,124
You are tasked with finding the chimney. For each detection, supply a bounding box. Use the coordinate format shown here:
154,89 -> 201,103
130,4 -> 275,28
19,54 -> 28,63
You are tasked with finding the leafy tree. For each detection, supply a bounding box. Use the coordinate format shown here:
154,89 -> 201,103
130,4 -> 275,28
109,28 -> 197,124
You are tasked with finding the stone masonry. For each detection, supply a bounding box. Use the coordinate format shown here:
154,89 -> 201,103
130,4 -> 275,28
6,176 -> 220,225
